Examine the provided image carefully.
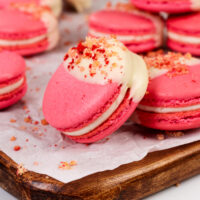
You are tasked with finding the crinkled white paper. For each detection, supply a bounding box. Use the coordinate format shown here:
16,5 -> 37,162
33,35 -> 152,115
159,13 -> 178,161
0,1 -> 200,184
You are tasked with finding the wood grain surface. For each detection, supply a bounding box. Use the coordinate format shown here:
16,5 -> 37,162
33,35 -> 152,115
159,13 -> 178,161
0,141 -> 200,200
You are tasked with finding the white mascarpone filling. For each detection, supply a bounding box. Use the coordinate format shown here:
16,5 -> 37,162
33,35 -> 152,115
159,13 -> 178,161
0,77 -> 24,95
138,104 -> 200,113
0,35 -> 46,46
168,31 -> 200,44
64,85 -> 128,136
89,29 -> 157,43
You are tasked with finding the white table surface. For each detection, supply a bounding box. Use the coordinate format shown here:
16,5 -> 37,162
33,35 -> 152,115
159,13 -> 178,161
1,175 -> 200,199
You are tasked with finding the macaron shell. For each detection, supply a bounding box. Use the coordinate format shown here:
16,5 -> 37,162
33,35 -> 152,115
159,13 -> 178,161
167,40 -> 200,56
140,63 -> 200,107
89,10 -> 155,35
0,10 -> 47,40
2,39 -> 49,56
0,51 -> 26,83
0,81 -> 27,109
126,40 -> 158,53
130,0 -> 192,13
167,13 -> 200,35
43,64 -> 121,131
134,108 -> 200,130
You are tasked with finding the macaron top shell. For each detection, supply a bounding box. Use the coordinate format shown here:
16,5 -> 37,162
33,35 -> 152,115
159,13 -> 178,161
89,10 -> 155,34
0,51 -> 26,83
167,13 -> 200,35
141,52 -> 200,107
0,9 -> 46,40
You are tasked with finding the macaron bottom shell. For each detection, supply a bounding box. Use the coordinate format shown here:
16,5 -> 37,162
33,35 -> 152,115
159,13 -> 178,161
133,108 -> 200,131
167,40 -> 200,56
130,0 -> 192,13
0,81 -> 27,110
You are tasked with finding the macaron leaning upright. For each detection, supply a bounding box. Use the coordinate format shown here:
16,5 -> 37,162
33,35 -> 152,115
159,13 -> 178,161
0,51 -> 27,110
43,36 -> 149,143
88,3 -> 164,53
167,13 -> 200,56
130,0 -> 200,13
132,51 -> 200,131
0,3 -> 59,56
0,0 -> 63,17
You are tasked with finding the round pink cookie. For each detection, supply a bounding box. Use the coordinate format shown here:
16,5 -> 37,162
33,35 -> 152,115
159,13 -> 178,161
132,52 -> 200,131
167,13 -> 200,56
130,0 -> 200,13
89,8 -> 163,53
0,51 -> 27,109
43,37 -> 148,143
0,4 -> 59,56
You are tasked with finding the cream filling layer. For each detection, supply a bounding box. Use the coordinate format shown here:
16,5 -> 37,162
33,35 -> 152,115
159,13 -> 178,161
138,103 -> 200,113
64,85 -> 128,136
0,77 -> 24,95
0,35 -> 46,46
89,29 -> 156,43
168,31 -> 200,44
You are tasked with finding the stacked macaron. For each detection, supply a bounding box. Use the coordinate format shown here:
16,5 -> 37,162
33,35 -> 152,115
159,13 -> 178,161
0,0 -> 63,17
0,3 -> 59,56
130,0 -> 200,13
132,51 -> 200,130
88,3 -> 164,53
0,51 -> 27,110
129,0 -> 200,56
43,36 -> 149,143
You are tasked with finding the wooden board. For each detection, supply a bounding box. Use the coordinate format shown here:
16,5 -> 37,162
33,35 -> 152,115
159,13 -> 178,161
0,141 -> 200,200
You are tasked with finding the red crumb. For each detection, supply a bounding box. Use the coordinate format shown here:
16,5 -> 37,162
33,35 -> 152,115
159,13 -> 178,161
26,66 -> 31,71
156,133 -> 165,140
19,126 -> 27,130
34,121 -> 39,125
41,119 -> 49,126
33,161 -> 39,166
10,119 -> 16,123
35,88 -> 40,92
166,131 -> 184,137
10,136 -> 17,141
17,164 -> 27,175
14,146 -> 21,151
58,160 -> 77,170
25,139 -> 29,142
24,116 -> 32,124
144,51 -> 191,77
64,41 -> 71,46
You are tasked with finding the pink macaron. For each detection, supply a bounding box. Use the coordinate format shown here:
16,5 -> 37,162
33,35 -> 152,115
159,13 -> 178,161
0,51 -> 27,110
132,51 -> 200,131
167,12 -> 200,56
0,3 -> 59,56
130,0 -> 200,13
88,3 -> 164,53
43,37 -> 148,143
0,0 -> 62,17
